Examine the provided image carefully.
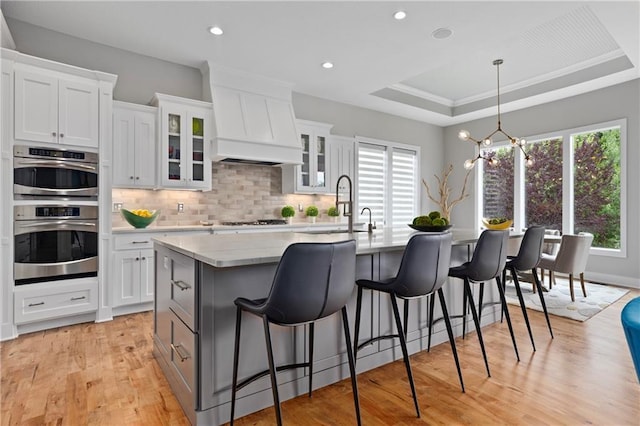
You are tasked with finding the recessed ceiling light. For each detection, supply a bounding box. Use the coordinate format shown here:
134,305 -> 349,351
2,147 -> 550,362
322,62 -> 334,69
208,26 -> 223,36
432,27 -> 453,40
393,11 -> 407,20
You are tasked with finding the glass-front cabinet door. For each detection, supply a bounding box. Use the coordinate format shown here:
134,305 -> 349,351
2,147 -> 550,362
295,120 -> 332,193
153,93 -> 212,190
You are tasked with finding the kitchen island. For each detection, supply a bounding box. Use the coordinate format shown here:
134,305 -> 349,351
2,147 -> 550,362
152,228 -> 504,425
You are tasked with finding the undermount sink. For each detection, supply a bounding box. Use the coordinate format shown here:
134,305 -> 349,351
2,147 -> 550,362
300,229 -> 369,234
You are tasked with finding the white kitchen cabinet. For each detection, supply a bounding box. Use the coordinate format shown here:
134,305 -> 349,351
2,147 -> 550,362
112,102 -> 157,188
282,120 -> 333,194
14,68 -> 99,148
152,93 -> 212,190
113,249 -> 154,307
329,135 -> 355,195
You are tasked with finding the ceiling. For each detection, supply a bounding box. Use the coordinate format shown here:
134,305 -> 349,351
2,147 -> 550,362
2,1 -> 639,126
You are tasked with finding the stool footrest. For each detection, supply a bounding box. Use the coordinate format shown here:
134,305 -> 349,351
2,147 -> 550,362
236,362 -> 309,391
356,334 -> 400,352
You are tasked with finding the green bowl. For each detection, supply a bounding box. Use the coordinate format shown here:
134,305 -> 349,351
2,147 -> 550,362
121,209 -> 160,228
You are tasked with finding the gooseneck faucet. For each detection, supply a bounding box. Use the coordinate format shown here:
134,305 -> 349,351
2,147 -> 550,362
360,207 -> 375,233
335,174 -> 353,233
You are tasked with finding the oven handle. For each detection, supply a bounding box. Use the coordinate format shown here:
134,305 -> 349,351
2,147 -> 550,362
15,158 -> 97,172
15,221 -> 97,234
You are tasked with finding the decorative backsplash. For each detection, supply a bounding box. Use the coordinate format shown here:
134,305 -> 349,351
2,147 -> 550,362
112,163 -> 339,227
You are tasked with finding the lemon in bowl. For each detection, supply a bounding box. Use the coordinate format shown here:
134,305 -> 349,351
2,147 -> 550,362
121,208 -> 160,228
482,217 -> 513,230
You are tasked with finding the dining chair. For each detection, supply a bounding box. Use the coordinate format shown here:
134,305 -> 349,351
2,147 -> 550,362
538,229 -> 561,290
353,232 -> 460,418
537,232 -> 593,302
230,240 -> 361,426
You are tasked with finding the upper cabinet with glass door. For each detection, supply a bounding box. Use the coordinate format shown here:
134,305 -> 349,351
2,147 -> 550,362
282,120 -> 333,194
151,94 -> 212,190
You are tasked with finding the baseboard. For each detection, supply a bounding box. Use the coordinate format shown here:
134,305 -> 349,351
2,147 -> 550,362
549,271 -> 640,289
0,322 -> 17,341
112,302 -> 153,317
15,312 -> 97,337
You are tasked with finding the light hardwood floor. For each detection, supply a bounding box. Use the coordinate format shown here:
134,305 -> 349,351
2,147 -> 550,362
2,289 -> 639,425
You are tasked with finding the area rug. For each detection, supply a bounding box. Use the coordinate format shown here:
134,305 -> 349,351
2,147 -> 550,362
504,275 -> 629,322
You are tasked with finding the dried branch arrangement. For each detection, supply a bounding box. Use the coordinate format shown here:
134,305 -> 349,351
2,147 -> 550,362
421,164 -> 472,220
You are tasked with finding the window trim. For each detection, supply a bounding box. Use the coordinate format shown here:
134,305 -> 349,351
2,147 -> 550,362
475,118 -> 627,258
355,135 -> 421,227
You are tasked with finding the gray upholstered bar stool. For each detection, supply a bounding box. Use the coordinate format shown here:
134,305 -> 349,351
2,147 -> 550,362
353,232 -> 462,419
230,240 -> 361,426
429,229 -> 519,378
500,225 -> 554,351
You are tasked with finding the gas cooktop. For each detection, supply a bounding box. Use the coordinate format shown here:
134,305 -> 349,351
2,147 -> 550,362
221,219 -> 288,226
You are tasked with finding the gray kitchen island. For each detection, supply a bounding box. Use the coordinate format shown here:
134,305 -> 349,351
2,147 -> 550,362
152,228 -> 504,425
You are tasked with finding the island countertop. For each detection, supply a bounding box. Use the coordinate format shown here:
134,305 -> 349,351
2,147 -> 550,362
152,227 -> 490,268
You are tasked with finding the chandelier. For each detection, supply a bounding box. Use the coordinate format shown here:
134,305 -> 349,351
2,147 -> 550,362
458,59 -> 533,170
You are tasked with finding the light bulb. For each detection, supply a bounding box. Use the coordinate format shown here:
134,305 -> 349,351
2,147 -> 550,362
458,130 -> 470,141
488,157 -> 499,166
525,155 -> 534,166
483,137 -> 492,146
520,138 -> 527,146
464,159 -> 475,170
208,26 -> 223,35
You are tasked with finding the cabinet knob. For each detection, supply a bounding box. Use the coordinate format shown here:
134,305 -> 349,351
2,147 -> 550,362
135,257 -> 140,261
60,133 -> 64,138
52,132 -> 56,137
130,176 -> 134,180
141,257 -> 146,260
135,177 -> 140,180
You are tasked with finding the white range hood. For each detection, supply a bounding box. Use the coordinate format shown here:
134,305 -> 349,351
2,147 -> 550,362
204,63 -> 301,166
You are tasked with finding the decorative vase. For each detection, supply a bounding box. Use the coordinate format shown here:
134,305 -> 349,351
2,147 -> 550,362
309,216 -> 316,223
286,217 -> 293,225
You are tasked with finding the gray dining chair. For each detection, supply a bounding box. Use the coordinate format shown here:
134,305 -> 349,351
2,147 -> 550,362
538,232 -> 593,302
230,240 -> 361,426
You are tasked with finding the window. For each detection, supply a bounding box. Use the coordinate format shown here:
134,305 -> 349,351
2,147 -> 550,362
356,138 -> 420,227
477,119 -> 626,256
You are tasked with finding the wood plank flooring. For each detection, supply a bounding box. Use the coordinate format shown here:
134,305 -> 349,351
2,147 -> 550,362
2,289 -> 639,425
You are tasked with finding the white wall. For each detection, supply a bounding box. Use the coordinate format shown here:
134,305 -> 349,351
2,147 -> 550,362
444,79 -> 640,287
5,17 -> 202,103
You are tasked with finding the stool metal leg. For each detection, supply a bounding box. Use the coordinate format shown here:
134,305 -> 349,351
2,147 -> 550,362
532,268 -> 554,338
308,322 -> 314,397
438,288 -> 465,392
230,307 -> 242,426
390,294 -> 420,418
403,299 -> 409,340
478,281 -> 485,319
341,306 -> 362,426
427,293 -> 435,351
495,275 -> 520,361
463,278 -> 491,377
353,286 -> 364,361
262,315 -> 283,425
462,285 -> 468,338
510,266 -> 535,351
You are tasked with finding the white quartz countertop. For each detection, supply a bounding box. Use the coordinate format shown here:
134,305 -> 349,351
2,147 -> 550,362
153,227 -> 490,268
112,221 -> 357,234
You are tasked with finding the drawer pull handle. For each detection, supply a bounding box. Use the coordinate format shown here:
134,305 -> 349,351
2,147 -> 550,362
171,343 -> 191,362
28,301 -> 44,307
132,240 -> 150,244
71,296 -> 86,301
171,280 -> 191,291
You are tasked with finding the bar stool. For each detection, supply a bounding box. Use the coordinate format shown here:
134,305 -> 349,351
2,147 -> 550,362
353,232 -> 461,418
500,225 -> 553,351
429,229 -> 519,378
230,240 -> 361,426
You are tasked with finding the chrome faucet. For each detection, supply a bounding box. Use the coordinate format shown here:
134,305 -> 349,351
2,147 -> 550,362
336,174 -> 353,233
360,207 -> 376,233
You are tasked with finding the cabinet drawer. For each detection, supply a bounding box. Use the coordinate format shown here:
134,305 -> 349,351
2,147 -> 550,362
114,233 -> 159,250
14,279 -> 98,324
170,312 -> 198,401
169,250 -> 197,330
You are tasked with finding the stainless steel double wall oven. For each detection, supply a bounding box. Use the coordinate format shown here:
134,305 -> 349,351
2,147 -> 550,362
13,145 -> 99,285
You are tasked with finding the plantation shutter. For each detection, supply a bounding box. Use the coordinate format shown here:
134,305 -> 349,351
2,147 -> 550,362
391,147 -> 418,227
357,143 -> 386,225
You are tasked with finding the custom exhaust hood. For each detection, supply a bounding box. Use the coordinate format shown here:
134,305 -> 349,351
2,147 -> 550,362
204,63 -> 302,166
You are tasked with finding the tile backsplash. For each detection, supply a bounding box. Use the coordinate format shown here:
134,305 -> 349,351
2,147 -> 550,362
112,163 -> 339,227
